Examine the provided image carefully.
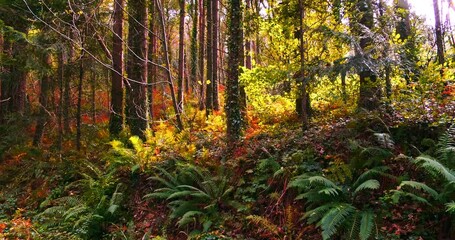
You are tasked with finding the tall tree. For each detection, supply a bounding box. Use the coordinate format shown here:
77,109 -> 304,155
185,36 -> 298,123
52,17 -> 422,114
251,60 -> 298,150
157,0 -> 184,130
299,0 -> 309,130
433,0 -> 444,66
109,0 -> 124,136
190,0 -> 198,95
226,0 -> 243,143
353,0 -> 381,110
212,0 -> 219,111
177,0 -> 185,112
395,0 -> 418,84
206,0 -> 214,115
198,0 -> 206,110
33,49 -> 52,146
126,0 -> 149,138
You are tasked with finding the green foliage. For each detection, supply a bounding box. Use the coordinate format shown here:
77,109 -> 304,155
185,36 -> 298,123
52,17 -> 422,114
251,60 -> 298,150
145,163 -> 239,232
389,125 -> 455,215
289,165 -> 391,239
240,65 -> 296,123
36,160 -> 124,239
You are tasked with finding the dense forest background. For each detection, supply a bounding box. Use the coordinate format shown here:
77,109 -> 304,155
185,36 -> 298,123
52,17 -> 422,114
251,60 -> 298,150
1,0 -> 455,239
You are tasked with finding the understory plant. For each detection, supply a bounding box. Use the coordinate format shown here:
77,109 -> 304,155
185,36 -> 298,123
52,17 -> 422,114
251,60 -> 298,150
289,166 -> 393,240
289,134 -> 397,240
389,125 -> 455,237
144,163 -> 240,234
36,160 -> 124,239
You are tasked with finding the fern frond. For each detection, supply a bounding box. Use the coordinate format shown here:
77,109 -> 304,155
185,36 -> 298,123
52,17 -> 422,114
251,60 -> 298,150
246,215 -> 280,236
353,166 -> 393,187
354,179 -> 380,194
399,181 -> 439,199
64,205 -> 89,221
307,176 -> 340,188
359,210 -> 374,240
176,210 -> 203,227
348,211 -> 360,240
318,187 -> 341,196
446,202 -> 455,214
320,203 -> 356,240
303,203 -> 337,224
390,190 -> 432,205
414,156 -> 455,182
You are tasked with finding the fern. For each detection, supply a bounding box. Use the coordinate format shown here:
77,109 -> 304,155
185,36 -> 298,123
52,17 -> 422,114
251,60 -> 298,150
145,164 -> 237,231
414,155 -> 455,182
446,202 -> 455,214
399,181 -> 439,199
320,203 -> 356,240
354,179 -> 380,194
291,165 -> 386,239
246,215 -> 280,236
359,210 -> 374,240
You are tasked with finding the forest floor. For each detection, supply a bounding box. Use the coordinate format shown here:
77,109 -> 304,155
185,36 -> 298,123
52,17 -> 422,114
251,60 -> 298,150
1,105 -> 455,239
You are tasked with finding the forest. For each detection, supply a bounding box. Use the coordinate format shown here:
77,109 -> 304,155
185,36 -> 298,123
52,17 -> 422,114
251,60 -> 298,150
0,0 -> 455,239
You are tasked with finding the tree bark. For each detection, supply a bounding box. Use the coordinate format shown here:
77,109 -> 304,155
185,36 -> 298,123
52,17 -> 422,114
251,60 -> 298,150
226,0 -> 243,144
206,0 -> 213,116
109,0 -> 124,136
433,0 -> 445,66
299,0 -> 309,130
212,0 -> 219,111
355,0 -> 381,110
178,0 -> 186,112
198,0 -> 206,110
33,51 -> 52,146
76,54 -> 84,151
157,0 -> 184,131
126,0 -> 149,138
149,0 -> 158,123
190,0 -> 198,96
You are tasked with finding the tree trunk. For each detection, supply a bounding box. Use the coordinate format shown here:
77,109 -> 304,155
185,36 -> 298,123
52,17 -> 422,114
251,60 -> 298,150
178,0 -> 185,113
149,0 -> 158,123
76,54 -> 84,151
190,0 -> 198,96
299,0 -> 309,130
212,0 -> 219,111
57,49 -> 64,151
91,70 -> 96,124
198,0 -> 206,110
355,0 -> 381,110
33,51 -> 52,146
63,36 -> 73,134
433,0 -> 445,66
245,0 -> 252,69
126,0 -> 149,138
226,0 -> 243,144
109,0 -> 124,136
206,0 -> 213,116
157,0 -> 184,131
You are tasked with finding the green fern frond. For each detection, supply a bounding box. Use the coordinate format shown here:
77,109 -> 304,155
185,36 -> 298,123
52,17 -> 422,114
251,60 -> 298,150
354,179 -> 380,194
64,205 -> 89,221
307,176 -> 340,188
353,166 -> 393,187
177,210 -> 204,227
399,181 -> 439,199
414,156 -> 455,182
446,202 -> 455,214
318,187 -> 341,196
303,203 -> 337,224
359,210 -> 374,240
389,190 -> 432,205
320,203 -> 356,240
348,211 -> 360,240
